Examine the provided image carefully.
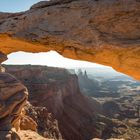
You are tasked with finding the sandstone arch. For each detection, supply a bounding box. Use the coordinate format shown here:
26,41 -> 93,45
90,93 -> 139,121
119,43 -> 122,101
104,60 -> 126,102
0,0 -> 140,139
0,0 -> 140,79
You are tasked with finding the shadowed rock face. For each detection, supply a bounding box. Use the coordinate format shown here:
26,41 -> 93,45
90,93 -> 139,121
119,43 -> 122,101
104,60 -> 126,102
0,72 -> 28,140
0,52 -> 7,63
0,0 -> 139,79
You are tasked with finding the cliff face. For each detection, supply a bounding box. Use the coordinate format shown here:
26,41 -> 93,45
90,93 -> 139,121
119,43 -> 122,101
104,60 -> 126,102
5,65 -> 103,140
4,65 -> 139,140
0,0 -> 140,79
23,102 -> 62,139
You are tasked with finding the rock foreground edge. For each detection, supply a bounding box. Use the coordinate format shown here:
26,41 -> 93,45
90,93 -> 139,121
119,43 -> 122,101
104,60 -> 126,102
0,72 -> 28,140
0,0 -> 139,79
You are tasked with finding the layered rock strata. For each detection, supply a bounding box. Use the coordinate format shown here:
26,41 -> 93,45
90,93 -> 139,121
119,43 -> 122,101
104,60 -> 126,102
0,72 -> 28,140
5,65 -> 103,140
5,65 -> 140,139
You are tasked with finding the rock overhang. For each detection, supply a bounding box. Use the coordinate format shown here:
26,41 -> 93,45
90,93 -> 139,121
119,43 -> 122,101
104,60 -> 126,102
0,0 -> 139,79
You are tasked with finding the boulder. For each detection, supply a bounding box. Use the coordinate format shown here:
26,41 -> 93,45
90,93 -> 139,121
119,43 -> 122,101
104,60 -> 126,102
20,115 -> 37,132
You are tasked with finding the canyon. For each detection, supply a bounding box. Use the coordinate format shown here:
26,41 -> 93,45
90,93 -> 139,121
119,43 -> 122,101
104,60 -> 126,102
2,65 -> 140,140
0,0 -> 140,139
5,65 -> 102,140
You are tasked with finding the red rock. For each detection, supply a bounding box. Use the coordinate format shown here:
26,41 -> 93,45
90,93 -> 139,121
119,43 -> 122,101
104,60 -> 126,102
0,72 -> 28,140
5,65 -> 102,140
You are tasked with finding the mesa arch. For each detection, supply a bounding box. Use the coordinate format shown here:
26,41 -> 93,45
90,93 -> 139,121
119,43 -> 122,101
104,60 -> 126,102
0,0 -> 140,139
0,0 -> 140,80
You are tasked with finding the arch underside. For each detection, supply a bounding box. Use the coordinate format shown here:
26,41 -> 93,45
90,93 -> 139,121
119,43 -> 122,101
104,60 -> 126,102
0,0 -> 140,79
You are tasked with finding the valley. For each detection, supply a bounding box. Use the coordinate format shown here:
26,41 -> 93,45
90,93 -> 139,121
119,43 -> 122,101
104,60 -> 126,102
3,65 -> 140,140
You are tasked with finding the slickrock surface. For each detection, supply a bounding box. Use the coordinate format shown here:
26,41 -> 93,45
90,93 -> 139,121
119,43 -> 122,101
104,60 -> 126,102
0,72 -> 28,140
0,0 -> 139,79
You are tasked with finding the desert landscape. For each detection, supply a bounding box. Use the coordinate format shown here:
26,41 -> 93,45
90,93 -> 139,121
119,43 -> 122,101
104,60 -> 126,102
0,0 -> 140,140
0,64 -> 139,140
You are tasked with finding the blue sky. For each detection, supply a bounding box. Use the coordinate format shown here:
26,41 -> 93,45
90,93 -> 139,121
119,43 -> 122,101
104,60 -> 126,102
0,0 -> 108,68
0,0 -> 41,12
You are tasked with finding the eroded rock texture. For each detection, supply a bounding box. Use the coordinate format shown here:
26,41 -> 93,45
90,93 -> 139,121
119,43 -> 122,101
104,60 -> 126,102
0,0 -> 139,79
0,72 -> 28,140
19,107 -> 37,132
24,102 -> 62,139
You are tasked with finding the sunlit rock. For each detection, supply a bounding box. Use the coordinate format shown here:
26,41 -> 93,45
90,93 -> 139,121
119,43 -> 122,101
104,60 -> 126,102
0,0 -> 139,79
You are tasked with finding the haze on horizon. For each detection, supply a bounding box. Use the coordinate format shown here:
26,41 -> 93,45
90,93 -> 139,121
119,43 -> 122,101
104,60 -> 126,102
3,51 -> 111,68
0,0 -> 110,69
